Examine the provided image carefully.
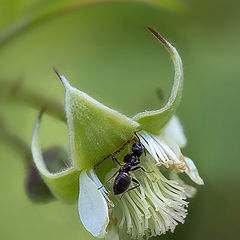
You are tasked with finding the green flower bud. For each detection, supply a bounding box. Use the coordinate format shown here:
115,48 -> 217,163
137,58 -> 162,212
25,146 -> 73,203
25,161 -> 54,203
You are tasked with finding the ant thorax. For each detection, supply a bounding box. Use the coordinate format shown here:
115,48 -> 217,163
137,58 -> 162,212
123,154 -> 136,163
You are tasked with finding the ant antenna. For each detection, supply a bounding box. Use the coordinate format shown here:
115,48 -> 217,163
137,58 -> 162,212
134,130 -> 142,142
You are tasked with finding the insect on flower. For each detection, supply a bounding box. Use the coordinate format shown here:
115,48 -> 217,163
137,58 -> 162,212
98,133 -> 152,196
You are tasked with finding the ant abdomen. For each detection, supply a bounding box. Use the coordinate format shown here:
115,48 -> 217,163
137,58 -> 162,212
113,172 -> 132,195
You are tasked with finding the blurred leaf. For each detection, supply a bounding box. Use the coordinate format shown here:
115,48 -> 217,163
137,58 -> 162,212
0,0 -> 186,48
146,0 -> 187,11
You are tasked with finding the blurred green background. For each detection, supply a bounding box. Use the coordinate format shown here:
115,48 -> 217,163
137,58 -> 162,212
0,0 -> 239,239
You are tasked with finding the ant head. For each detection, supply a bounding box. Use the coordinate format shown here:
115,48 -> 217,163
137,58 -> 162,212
132,141 -> 144,157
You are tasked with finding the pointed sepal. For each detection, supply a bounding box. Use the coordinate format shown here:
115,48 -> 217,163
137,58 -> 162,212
55,71 -> 139,170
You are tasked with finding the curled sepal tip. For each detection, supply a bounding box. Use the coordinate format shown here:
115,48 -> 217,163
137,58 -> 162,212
55,70 -> 139,170
31,111 -> 80,203
133,27 -> 183,134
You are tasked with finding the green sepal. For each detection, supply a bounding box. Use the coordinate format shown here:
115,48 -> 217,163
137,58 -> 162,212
55,71 -> 139,170
133,27 -> 183,134
31,112 -> 80,203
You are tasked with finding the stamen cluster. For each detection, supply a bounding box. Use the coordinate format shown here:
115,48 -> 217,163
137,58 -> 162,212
107,154 -> 189,239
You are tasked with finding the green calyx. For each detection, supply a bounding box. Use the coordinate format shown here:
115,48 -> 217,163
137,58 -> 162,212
56,71 -> 140,170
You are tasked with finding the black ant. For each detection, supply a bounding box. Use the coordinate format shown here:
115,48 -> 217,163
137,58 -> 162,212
97,133 -> 151,196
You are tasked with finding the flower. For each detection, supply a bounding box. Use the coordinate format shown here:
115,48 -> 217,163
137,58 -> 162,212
31,27 -> 203,239
76,123 -> 203,239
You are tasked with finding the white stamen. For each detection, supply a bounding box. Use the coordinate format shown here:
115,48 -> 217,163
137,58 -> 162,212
138,131 -> 184,169
108,156 -> 189,239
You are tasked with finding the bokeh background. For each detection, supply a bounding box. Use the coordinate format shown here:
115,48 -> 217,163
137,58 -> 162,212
0,0 -> 239,239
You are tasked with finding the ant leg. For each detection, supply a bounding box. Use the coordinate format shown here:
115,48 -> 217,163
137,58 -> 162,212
114,138 -> 132,155
128,142 -> 131,153
132,177 -> 140,186
130,166 -> 154,174
112,156 -> 122,166
143,147 -> 147,156
93,158 -> 107,169
94,139 -> 131,169
120,178 -> 140,199
132,161 -> 140,166
98,169 -> 120,190
94,156 -> 109,169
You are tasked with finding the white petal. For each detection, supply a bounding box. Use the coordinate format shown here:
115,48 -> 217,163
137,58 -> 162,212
184,157 -> 204,185
78,170 -> 109,238
161,116 -> 187,148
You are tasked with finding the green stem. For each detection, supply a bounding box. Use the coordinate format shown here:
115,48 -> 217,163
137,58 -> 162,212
0,116 -> 32,163
0,79 -> 66,122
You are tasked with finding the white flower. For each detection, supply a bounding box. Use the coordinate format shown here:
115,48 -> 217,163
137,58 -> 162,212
77,117 -> 203,239
31,27 -> 203,240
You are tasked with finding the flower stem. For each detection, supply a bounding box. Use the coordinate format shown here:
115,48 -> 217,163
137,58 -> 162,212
0,79 -> 66,122
0,115 -> 32,163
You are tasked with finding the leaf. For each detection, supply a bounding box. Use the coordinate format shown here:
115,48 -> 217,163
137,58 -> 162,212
31,111 -> 80,203
132,27 -> 183,134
